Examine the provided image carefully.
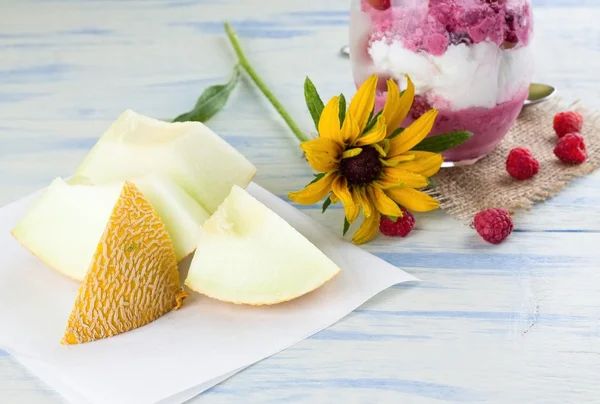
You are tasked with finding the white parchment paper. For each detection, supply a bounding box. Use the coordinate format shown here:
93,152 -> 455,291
0,182 -> 418,404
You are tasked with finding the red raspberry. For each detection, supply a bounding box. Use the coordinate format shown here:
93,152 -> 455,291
368,0 -> 391,10
505,147 -> 539,180
379,210 -> 415,237
473,208 -> 514,244
553,111 -> 583,138
554,133 -> 587,164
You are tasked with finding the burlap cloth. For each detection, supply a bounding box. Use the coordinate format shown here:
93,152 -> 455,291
427,97 -> 600,222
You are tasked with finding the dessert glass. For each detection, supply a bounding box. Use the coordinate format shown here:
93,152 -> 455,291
349,0 -> 535,165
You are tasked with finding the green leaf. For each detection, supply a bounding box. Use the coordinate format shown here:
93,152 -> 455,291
322,196 -> 332,213
338,94 -> 346,127
342,218 -> 351,236
308,173 -> 326,185
343,217 -> 351,236
388,127 -> 404,139
172,65 -> 241,123
427,177 -> 437,189
363,109 -> 384,134
304,77 -> 325,131
412,131 -> 473,153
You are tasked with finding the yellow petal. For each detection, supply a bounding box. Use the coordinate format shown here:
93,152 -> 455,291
388,109 -> 438,157
372,143 -> 387,157
301,138 -> 342,157
289,172 -> 337,205
356,115 -> 387,146
342,148 -> 363,159
330,193 -> 339,203
318,96 -> 342,144
348,74 -> 377,134
382,75 -> 415,137
358,187 -> 373,218
385,187 -> 440,212
332,176 -> 360,223
380,139 -> 391,154
301,138 -> 342,173
380,154 -> 416,167
379,167 -> 430,189
340,110 -> 360,144
395,151 -> 444,177
352,211 -> 381,245
302,155 -> 339,173
370,186 -> 403,217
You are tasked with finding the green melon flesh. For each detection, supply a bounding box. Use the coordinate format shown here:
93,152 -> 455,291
185,185 -> 341,305
72,109 -> 257,214
12,176 -> 208,281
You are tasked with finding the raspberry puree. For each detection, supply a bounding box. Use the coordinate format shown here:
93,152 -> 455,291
350,0 -> 535,164
361,0 -> 533,55
402,88 -> 529,162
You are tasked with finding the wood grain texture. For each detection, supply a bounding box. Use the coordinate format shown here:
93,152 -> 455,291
1,0 -> 599,403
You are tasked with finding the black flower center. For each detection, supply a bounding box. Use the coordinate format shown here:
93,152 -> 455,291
340,146 -> 382,185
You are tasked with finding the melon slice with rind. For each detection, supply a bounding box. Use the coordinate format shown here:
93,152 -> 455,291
11,176 -> 208,281
185,185 -> 341,305
61,180 -> 188,345
71,109 -> 257,214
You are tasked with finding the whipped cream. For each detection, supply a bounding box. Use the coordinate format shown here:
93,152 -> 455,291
368,39 -> 534,110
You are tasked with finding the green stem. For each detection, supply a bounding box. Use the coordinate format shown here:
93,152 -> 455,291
224,22 -> 310,143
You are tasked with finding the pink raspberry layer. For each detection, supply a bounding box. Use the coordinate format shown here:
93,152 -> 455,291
429,90 -> 528,162
361,0 -> 533,56
371,87 -> 529,163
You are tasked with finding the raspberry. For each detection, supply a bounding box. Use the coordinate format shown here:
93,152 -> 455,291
473,208 -> 514,244
483,0 -> 506,13
368,0 -> 391,10
505,12 -> 516,30
506,147 -> 539,180
554,133 -> 587,164
379,210 -> 415,238
553,111 -> 583,138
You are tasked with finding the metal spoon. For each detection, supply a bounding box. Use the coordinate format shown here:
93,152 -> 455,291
338,45 -> 556,107
524,83 -> 556,106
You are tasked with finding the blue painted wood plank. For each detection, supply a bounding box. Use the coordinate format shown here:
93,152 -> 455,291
1,1 -> 600,403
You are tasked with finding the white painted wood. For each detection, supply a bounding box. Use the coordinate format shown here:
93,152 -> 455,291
1,1 -> 599,403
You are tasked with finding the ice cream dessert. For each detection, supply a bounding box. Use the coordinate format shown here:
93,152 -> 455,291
349,0 -> 535,164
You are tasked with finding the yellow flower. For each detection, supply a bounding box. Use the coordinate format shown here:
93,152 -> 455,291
289,74 -> 443,245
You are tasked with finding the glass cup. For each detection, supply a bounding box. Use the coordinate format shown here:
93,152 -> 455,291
349,0 -> 535,165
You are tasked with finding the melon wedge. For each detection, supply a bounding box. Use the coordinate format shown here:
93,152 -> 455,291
61,180 -> 188,345
124,175 -> 209,261
12,175 -> 207,281
71,109 -> 257,214
185,185 -> 341,305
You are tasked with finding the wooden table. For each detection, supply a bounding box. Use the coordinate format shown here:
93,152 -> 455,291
1,1 -> 599,403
